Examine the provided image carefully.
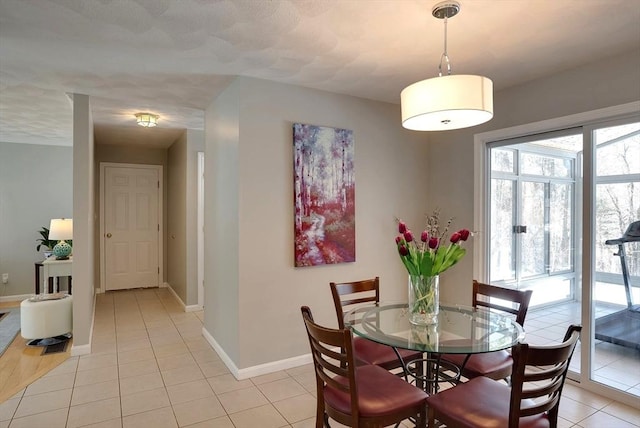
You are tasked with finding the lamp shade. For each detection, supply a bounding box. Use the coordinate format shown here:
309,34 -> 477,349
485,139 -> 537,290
49,218 -> 73,240
401,74 -> 493,131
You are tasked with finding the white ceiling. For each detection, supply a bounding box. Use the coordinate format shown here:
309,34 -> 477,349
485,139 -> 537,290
1,0 -> 639,148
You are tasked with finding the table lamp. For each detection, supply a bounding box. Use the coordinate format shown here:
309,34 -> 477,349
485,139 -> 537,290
49,218 -> 73,259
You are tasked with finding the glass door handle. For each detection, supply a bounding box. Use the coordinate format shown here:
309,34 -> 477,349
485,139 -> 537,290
512,225 -> 527,234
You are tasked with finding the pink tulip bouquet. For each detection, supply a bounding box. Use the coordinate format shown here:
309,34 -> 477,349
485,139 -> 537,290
395,210 -> 471,277
395,210 -> 472,325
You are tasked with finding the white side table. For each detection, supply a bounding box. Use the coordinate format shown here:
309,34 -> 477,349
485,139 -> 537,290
42,255 -> 72,294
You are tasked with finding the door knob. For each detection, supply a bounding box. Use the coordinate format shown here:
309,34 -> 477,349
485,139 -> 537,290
106,233 -> 112,238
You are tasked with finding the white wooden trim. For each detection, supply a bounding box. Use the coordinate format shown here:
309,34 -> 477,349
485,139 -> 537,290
71,291 -> 96,356
197,151 -> 205,309
70,343 -> 91,356
164,282 -> 201,312
201,326 -> 312,380
0,294 -> 31,302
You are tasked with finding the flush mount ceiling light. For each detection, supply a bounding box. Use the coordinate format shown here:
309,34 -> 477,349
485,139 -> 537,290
401,1 -> 493,131
135,112 -> 159,127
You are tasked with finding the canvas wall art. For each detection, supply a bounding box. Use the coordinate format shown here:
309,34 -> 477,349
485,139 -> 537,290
293,123 -> 355,267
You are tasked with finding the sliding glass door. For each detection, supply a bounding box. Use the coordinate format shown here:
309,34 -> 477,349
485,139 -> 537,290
488,131 -> 581,307
481,112 -> 640,402
591,120 -> 640,395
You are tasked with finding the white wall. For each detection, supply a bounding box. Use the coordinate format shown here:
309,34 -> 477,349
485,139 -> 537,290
204,77 -> 429,373
168,133 -> 188,301
166,129 -> 204,307
185,130 -> 204,306
428,49 -> 640,305
0,142 -> 72,297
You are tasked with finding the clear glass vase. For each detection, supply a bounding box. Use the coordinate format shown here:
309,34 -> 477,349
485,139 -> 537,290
408,274 -> 439,325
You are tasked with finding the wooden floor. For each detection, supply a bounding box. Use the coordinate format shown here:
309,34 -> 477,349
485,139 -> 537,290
0,300 -> 70,403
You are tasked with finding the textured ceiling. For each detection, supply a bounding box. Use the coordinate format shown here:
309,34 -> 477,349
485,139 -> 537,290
1,0 -> 639,148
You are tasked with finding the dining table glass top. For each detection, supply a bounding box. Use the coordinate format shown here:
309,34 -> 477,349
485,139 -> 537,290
344,302 -> 525,354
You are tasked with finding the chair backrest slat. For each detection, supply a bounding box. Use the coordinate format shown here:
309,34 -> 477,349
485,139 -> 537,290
472,280 -> 533,326
508,324 -> 581,427
330,277 -> 380,329
301,306 -> 360,421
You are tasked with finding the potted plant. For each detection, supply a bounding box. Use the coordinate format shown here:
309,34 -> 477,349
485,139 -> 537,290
36,226 -> 57,258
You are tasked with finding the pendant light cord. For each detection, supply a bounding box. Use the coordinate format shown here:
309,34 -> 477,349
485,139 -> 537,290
438,16 -> 452,77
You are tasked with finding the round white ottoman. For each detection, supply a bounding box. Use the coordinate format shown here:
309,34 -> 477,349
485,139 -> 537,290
21,294 -> 73,346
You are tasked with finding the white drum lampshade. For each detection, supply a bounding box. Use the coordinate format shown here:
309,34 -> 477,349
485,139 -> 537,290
401,74 -> 493,131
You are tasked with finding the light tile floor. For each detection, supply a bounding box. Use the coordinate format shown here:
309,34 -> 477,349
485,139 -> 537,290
1,288 -> 638,427
525,301 -> 640,397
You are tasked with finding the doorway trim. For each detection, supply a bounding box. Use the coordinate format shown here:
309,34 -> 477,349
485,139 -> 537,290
99,162 -> 164,293
197,152 -> 204,308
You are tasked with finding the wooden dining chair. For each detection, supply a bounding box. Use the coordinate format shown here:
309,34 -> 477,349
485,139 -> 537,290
440,280 -> 533,382
301,306 -> 428,428
426,324 -> 581,428
330,278 -> 423,373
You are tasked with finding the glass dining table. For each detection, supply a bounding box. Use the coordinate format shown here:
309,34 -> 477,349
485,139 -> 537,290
344,302 -> 525,393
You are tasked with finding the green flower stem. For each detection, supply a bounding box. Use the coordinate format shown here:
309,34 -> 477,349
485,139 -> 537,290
410,275 -> 437,314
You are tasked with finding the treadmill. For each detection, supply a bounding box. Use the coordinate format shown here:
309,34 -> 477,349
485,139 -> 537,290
595,220 -> 640,350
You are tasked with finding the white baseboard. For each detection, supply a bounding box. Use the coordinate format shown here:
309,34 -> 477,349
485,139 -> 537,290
164,283 -> 186,310
70,343 -> 91,356
71,289 -> 96,356
164,283 -> 202,312
201,326 -> 312,380
160,282 -> 169,288
0,293 -> 32,302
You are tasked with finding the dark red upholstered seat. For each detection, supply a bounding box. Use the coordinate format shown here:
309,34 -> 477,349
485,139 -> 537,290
426,377 -> 549,428
441,280 -> 533,382
441,350 -> 513,380
427,325 -> 581,428
331,277 -> 423,373
301,306 -> 428,427
352,337 -> 421,369
325,365 -> 428,419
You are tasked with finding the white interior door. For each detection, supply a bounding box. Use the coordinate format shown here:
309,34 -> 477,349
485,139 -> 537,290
103,164 -> 161,291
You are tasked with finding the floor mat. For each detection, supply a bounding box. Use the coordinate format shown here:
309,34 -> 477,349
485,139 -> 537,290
595,308 -> 640,350
0,307 -> 21,357
42,339 -> 69,355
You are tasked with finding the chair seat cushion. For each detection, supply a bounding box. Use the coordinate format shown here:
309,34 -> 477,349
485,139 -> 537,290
354,337 -> 422,369
325,365 -> 428,418
442,350 -> 513,380
426,376 -> 549,428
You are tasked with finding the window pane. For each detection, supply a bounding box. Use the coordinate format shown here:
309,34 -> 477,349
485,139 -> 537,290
549,183 -> 573,273
595,123 -> 640,176
490,179 -> 515,281
521,152 -> 573,178
491,149 -> 515,173
521,181 -> 546,277
595,182 -> 640,279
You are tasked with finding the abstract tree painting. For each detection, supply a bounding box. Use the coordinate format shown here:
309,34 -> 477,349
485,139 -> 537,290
294,123 -> 355,267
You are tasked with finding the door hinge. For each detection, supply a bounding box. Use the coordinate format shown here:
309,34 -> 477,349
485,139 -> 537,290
157,180 -> 160,188
157,224 -> 160,231
158,267 -> 160,274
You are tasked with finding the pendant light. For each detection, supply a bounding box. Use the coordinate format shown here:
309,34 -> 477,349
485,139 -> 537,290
401,1 -> 493,131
